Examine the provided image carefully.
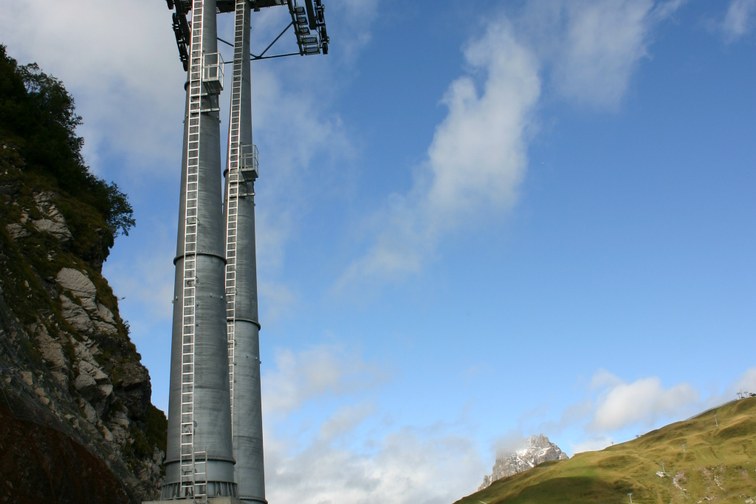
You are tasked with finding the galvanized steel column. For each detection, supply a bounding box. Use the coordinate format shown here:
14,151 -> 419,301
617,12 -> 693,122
162,0 -> 238,498
225,1 -> 266,502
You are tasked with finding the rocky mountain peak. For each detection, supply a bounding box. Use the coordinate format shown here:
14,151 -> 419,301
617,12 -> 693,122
479,434 -> 569,490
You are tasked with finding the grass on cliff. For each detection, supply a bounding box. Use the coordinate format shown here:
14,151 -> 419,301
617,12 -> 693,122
457,397 -> 756,504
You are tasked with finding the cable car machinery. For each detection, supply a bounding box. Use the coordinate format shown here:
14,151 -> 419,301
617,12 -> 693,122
167,0 -> 329,70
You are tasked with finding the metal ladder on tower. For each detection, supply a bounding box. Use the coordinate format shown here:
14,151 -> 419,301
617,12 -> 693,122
180,0 -> 208,501
225,0 -> 247,432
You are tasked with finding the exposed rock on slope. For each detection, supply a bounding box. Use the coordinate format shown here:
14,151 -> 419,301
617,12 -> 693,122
0,146 -> 165,502
479,434 -> 568,490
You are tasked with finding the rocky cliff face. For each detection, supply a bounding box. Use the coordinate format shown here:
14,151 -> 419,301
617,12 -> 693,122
0,145 -> 165,503
479,435 -> 568,490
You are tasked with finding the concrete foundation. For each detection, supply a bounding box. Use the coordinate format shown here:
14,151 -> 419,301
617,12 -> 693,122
144,498 -> 243,504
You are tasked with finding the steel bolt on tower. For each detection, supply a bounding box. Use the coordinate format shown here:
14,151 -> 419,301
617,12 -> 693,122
151,0 -> 329,502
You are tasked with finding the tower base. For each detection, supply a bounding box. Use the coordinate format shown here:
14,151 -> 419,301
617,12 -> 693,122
144,499 -> 243,504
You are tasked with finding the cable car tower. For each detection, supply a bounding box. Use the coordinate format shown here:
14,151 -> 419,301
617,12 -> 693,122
152,1 -> 328,503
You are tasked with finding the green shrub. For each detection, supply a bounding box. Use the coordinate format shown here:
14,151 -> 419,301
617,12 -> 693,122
0,45 -> 135,261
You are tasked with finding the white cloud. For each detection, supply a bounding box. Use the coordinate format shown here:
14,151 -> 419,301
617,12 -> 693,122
554,0 -> 653,108
571,435 -> 616,454
590,368 -> 624,390
0,0 -> 185,175
266,423 -> 485,504
731,367 -> 756,395
541,368 -> 756,455
317,403 -> 376,443
0,0 -> 372,343
338,18 -> 540,286
335,0 -> 380,62
0,0 -> 366,181
339,1 -> 685,287
263,345 -> 384,415
547,0 -> 684,109
493,432 -> 530,458
722,0 -> 756,41
591,375 -> 699,431
242,7 -> 372,310
258,280 -> 298,325
254,206 -> 301,325
425,21 -> 538,226
261,344 -> 484,503
252,66 -> 352,186
102,221 -> 177,409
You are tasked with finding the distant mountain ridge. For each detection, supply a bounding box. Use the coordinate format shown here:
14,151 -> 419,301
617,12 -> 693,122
479,434 -> 569,490
457,397 -> 756,504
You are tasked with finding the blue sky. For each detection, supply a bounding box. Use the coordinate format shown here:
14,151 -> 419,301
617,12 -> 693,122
2,0 -> 756,502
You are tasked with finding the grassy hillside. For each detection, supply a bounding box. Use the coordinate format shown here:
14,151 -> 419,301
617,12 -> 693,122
456,397 -> 756,504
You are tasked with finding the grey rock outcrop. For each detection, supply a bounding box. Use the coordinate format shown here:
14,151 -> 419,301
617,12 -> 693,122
0,166 -> 165,503
31,191 -> 73,243
479,434 -> 569,490
57,267 -> 119,335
